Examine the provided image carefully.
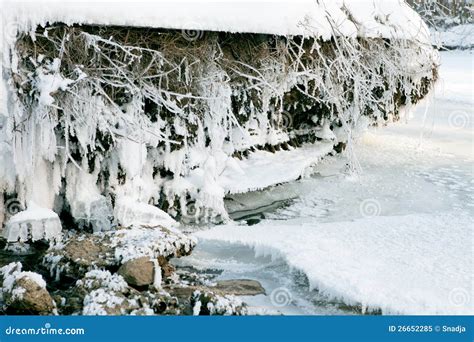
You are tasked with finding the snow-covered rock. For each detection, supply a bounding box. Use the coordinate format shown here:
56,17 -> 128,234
2,202 -> 62,243
0,262 -> 55,314
77,270 -> 140,315
111,226 -> 196,264
43,226 -> 196,281
192,290 -> 247,316
75,270 -> 180,315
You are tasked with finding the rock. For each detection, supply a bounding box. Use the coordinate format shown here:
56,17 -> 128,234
164,279 -> 262,315
118,257 -> 154,287
10,277 -> 55,314
72,270 -> 180,315
111,226 -> 195,262
164,279 -> 265,308
43,226 -> 196,281
63,237 -> 111,267
0,262 -> 55,314
191,290 -> 247,316
215,279 -> 265,296
158,256 -> 175,278
76,270 -> 137,315
43,234 -> 114,281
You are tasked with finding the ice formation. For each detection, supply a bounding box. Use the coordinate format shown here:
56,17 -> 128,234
114,196 -> 177,228
2,202 -> 62,242
0,0 -> 438,228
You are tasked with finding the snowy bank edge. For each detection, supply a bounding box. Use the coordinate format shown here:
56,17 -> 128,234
1,0 -> 432,46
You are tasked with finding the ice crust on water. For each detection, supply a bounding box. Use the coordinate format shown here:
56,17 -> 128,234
196,211 -> 473,315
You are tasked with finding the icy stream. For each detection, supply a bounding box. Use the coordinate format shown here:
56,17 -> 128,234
175,51 -> 473,315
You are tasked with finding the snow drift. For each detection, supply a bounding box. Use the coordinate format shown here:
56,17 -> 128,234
0,0 -> 438,230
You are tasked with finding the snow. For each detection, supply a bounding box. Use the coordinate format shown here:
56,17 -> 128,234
82,288 -> 125,316
219,142 -> 334,194
16,271 -> 47,288
192,298 -> 202,316
34,61 -> 75,106
7,201 -> 57,223
0,262 -> 22,294
78,270 -> 129,315
110,226 -> 196,263
195,212 -> 472,315
1,0 -> 430,44
206,293 -> 246,315
3,202 -> 62,242
114,196 -> 177,228
192,289 -> 247,315
77,270 -> 128,292
434,24 -> 474,49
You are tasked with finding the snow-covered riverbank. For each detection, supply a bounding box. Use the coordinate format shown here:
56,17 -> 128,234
178,50 -> 474,315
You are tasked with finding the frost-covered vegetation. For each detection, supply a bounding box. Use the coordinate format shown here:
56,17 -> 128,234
408,0 -> 474,48
407,0 -> 472,28
1,24 -> 437,227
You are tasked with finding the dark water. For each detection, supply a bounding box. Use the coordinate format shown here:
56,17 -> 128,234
0,240 -> 49,273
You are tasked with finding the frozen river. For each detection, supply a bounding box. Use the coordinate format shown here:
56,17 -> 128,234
175,51 -> 473,315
